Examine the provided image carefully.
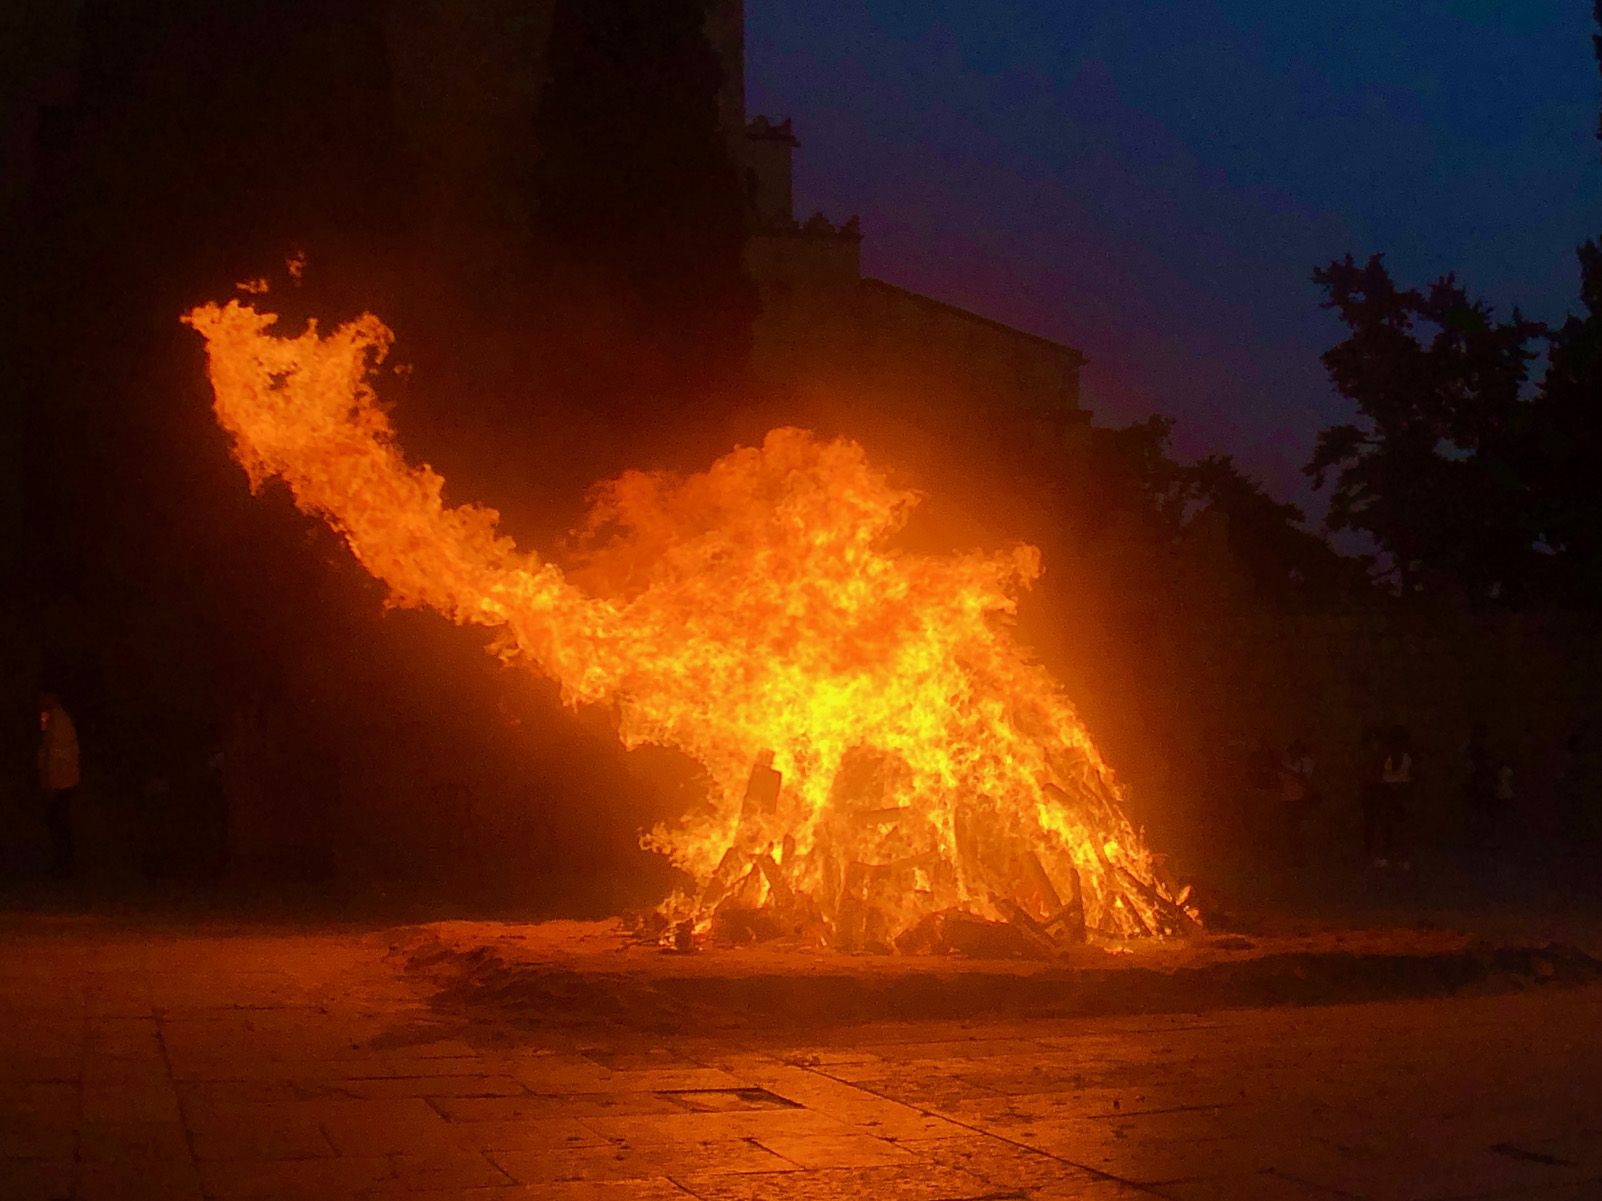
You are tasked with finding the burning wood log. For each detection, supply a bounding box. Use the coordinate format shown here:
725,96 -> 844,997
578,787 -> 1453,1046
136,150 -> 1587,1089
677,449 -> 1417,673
1017,850 -> 1063,916
1042,866 -> 1086,945
993,898 -> 1064,959
892,908 -> 1040,959
753,851 -> 794,911
1118,866 -> 1201,936
1125,895 -> 1153,936
740,751 -> 782,823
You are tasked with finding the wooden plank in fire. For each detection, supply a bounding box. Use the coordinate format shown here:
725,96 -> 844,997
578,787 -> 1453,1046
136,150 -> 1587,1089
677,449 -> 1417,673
740,754 -> 782,822
1042,865 -> 1086,944
993,897 -> 1063,958
1117,866 -> 1200,936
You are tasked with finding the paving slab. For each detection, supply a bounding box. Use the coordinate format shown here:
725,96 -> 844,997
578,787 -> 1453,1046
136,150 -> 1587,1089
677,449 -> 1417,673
669,1162 -> 1005,1200
492,1139 -> 795,1183
1,911 -> 1600,1201
0,1158 -> 76,1201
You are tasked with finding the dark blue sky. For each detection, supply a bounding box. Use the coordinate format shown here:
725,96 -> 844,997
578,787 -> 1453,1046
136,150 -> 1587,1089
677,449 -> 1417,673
746,1 -> 1602,507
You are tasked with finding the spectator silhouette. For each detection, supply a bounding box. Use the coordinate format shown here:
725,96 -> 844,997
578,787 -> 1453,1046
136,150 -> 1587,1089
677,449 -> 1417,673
1374,725 -> 1414,871
1358,725 -> 1386,864
1278,739 -> 1317,867
36,692 -> 81,878
1464,723 -> 1496,846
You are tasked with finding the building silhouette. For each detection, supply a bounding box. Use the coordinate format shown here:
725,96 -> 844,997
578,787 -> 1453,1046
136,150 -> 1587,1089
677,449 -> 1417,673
380,0 -> 1087,466
3,1 -> 1085,466
0,1 -> 1092,881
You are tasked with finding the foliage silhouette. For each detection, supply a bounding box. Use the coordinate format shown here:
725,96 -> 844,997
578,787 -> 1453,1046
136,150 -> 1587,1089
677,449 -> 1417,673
1304,7 -> 1602,607
1306,256 -> 1543,602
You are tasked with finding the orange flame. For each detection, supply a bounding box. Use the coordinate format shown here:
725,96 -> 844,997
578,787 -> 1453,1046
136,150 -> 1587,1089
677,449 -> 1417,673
183,298 -> 1194,947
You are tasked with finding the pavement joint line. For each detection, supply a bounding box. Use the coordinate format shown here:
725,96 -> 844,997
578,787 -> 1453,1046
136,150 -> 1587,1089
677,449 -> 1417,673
802,1060 -> 1164,1193
1421,1176 -> 1602,1201
660,1175 -> 714,1199
1076,1101 -> 1252,1119
1266,1167 -> 1369,1199
743,1131 -> 808,1171
71,979 -> 88,1181
152,1003 -> 206,1196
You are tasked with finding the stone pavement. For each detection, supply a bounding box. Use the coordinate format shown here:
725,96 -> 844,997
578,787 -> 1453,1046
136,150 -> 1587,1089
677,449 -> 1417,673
2,913 -> 1600,1201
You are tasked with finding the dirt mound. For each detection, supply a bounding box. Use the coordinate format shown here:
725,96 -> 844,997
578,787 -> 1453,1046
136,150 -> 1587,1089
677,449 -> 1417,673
392,921 -> 1602,1034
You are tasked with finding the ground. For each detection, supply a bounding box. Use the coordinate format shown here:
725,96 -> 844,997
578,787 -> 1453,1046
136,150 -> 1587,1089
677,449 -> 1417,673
1,910 -> 1600,1201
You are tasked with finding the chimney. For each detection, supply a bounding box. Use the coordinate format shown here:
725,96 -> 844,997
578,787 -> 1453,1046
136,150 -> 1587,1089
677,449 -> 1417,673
744,115 -> 797,227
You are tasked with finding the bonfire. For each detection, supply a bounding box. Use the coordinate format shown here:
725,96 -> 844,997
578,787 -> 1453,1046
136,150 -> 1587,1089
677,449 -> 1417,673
184,295 -> 1199,953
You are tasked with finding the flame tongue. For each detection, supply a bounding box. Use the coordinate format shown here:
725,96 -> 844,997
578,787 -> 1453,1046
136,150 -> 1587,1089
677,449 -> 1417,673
184,298 -> 1195,947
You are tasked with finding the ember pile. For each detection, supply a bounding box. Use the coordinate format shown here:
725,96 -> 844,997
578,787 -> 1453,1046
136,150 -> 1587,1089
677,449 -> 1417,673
186,296 -> 1200,955
633,747 -> 1198,956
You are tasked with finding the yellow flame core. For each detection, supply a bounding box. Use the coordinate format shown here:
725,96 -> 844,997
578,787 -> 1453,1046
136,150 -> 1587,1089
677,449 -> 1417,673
184,299 -> 1191,945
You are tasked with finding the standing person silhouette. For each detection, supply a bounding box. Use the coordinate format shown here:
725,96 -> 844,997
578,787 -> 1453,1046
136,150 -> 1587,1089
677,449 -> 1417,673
1278,740 -> 1317,867
1464,723 -> 1496,846
1358,725 -> 1386,864
36,692 -> 81,878
1376,725 -> 1414,872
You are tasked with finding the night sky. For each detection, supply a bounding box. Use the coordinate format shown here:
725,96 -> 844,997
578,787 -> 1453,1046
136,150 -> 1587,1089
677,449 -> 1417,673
747,1 -> 1602,505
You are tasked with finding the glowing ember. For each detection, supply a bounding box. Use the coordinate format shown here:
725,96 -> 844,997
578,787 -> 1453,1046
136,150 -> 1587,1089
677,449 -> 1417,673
184,297 -> 1197,948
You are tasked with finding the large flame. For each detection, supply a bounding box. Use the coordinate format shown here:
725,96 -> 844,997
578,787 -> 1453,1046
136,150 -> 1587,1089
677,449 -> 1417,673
184,298 -> 1195,948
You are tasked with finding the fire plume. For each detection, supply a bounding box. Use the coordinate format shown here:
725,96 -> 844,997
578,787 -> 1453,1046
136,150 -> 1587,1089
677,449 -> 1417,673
184,298 -> 1195,949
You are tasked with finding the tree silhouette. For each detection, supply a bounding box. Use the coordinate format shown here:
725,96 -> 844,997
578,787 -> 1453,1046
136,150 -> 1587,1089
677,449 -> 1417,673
1304,8 -> 1602,607
1538,1 -> 1602,602
1048,413 -> 1351,609
1305,256 -> 1543,601
1182,454 -> 1355,603
1595,0 -> 1602,153
1532,247 -> 1602,604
